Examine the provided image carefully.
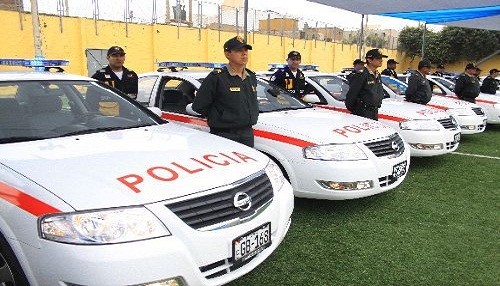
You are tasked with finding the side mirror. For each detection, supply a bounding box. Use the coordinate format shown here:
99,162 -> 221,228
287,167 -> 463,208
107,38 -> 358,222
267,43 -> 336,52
302,93 -> 321,103
186,103 -> 201,116
148,107 -> 163,117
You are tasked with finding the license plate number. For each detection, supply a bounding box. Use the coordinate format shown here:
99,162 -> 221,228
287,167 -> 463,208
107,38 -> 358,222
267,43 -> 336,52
392,161 -> 407,179
454,133 -> 461,142
233,223 -> 271,264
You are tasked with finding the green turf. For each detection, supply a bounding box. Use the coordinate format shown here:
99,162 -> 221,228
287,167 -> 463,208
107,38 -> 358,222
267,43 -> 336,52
228,127 -> 500,286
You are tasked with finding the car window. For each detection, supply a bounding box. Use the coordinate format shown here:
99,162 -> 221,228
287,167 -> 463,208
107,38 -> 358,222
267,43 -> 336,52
381,76 -> 407,95
309,75 -> 349,101
157,77 -> 196,115
0,80 -> 159,143
257,80 -> 310,112
432,77 -> 455,91
137,76 -> 158,105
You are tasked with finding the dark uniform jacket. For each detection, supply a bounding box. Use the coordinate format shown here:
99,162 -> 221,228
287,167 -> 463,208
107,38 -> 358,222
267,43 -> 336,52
405,71 -> 432,104
270,66 -> 311,98
346,69 -> 363,84
381,68 -> 397,78
455,72 -> 480,103
91,65 -> 138,99
345,67 -> 384,120
192,67 -> 259,130
480,76 -> 498,94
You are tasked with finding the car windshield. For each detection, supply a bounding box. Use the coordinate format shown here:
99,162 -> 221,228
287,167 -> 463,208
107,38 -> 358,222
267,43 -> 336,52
0,80 -> 160,143
381,76 -> 407,95
308,75 -> 349,101
256,79 -> 310,112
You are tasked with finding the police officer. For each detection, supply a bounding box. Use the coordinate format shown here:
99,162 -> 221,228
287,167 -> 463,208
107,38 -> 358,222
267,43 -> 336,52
270,51 -> 313,99
433,64 -> 445,77
91,46 -> 138,99
405,59 -> 432,105
455,63 -> 480,103
345,49 -> 387,120
346,59 -> 365,84
381,59 -> 398,78
480,68 -> 499,94
192,36 -> 258,147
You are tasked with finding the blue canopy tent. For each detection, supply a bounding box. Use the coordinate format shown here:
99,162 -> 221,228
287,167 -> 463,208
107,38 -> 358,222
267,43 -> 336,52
306,0 -> 500,58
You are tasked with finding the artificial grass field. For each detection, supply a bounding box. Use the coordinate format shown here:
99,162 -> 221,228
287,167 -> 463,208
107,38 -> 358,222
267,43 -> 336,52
229,125 -> 499,286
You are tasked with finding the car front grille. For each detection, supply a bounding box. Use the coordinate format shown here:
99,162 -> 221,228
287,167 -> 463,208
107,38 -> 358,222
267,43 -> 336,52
165,172 -> 273,231
437,117 -> 458,130
364,133 -> 405,158
472,107 -> 485,115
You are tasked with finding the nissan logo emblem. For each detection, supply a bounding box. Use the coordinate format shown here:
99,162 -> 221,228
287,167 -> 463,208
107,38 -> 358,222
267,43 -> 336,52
391,140 -> 400,151
233,192 -> 252,211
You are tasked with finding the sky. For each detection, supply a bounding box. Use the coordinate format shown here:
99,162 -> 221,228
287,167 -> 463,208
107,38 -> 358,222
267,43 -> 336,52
25,0 -> 444,31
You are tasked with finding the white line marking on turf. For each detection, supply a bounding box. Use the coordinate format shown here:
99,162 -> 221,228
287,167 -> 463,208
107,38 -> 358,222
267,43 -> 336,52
451,152 -> 500,160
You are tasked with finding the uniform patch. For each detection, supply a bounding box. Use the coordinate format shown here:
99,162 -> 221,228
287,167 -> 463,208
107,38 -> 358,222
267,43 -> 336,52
270,75 -> 276,81
105,74 -> 111,78
230,87 -> 241,92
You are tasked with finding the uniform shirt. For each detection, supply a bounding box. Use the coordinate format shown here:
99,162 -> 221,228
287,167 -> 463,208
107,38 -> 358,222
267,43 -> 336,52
455,72 -> 480,103
192,66 -> 259,130
345,67 -> 384,120
269,66 -> 311,98
480,76 -> 498,94
381,68 -> 398,78
91,65 -> 138,99
405,71 -> 432,104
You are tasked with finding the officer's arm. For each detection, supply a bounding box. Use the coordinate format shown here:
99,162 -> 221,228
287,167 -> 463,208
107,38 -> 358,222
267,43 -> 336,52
91,71 -> 101,81
192,73 -> 217,116
405,75 -> 418,98
345,73 -> 364,111
269,71 -> 284,88
454,76 -> 465,96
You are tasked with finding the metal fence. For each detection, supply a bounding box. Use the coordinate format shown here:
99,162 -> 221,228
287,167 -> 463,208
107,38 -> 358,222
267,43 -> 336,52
5,0 -> 398,49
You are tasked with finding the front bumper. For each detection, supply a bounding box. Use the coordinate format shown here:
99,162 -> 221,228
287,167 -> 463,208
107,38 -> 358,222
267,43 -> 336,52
400,129 -> 460,157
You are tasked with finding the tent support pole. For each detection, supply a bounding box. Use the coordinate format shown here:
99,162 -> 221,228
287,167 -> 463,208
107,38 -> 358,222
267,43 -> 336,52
421,22 -> 426,59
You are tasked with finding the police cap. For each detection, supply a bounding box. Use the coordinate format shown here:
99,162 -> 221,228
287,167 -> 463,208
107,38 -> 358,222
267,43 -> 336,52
365,49 -> 388,59
353,59 -> 365,65
418,59 -> 431,69
224,36 -> 252,51
387,59 -> 399,64
465,63 -> 477,70
107,46 -> 126,56
287,51 -> 301,60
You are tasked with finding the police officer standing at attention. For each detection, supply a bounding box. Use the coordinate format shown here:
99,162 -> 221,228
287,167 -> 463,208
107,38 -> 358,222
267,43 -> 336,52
92,46 -> 138,99
381,59 -> 398,78
345,49 -> 387,120
346,59 -> 365,84
455,63 -> 480,103
270,51 -> 312,99
433,64 -> 445,77
405,59 -> 432,105
192,36 -> 258,147
480,68 -> 499,94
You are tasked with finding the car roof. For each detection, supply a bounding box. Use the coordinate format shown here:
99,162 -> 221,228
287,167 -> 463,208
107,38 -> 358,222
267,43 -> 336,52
0,71 -> 96,82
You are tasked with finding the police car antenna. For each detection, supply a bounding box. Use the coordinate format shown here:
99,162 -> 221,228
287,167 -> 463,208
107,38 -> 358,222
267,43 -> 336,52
0,58 -> 68,72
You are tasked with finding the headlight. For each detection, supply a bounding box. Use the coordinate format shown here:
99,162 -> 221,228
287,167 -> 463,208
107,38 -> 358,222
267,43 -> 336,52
494,103 -> 500,110
447,108 -> 471,116
399,119 -> 442,131
303,144 -> 368,161
40,207 -> 170,244
265,159 -> 286,190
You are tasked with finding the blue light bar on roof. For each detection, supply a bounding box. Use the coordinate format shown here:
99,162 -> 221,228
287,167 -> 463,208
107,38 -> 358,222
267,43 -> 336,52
157,61 -> 227,69
268,63 -> 319,71
0,58 -> 69,67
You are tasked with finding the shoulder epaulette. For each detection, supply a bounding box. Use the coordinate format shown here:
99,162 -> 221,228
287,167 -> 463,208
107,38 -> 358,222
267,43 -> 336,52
212,68 -> 223,74
246,68 -> 255,74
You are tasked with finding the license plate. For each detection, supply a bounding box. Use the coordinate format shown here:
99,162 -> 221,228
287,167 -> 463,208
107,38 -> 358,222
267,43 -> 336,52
233,223 -> 271,264
454,133 -> 461,142
392,161 -> 407,179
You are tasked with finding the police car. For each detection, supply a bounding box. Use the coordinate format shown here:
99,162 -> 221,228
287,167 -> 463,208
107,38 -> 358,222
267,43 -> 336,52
138,62 -> 410,201
285,71 -> 462,157
398,74 -> 498,125
0,59 -> 294,286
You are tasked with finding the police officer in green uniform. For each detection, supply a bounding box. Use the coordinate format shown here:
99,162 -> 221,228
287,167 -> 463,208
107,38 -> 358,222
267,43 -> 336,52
91,46 -> 138,99
480,68 -> 499,94
405,59 -> 433,105
192,36 -> 259,147
381,59 -> 398,78
346,59 -> 365,84
269,51 -> 313,99
455,63 -> 480,103
345,49 -> 387,120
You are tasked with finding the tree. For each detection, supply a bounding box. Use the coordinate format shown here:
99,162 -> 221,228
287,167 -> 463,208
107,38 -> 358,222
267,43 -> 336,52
398,26 -> 500,65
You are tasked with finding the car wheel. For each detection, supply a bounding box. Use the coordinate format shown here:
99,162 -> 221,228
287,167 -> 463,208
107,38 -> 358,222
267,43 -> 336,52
0,233 -> 29,286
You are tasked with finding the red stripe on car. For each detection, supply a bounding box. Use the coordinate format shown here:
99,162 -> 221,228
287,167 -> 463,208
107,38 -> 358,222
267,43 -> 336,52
0,182 -> 60,216
316,105 -> 406,122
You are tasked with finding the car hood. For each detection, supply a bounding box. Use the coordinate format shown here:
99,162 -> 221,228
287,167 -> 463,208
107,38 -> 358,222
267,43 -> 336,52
0,124 -> 268,210
430,95 -> 479,109
257,107 -> 396,144
380,98 -> 450,120
478,93 -> 500,104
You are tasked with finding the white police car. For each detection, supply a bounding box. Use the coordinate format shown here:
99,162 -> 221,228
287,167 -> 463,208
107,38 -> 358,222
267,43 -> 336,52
262,69 -> 461,157
0,60 -> 294,286
138,62 -> 410,201
398,74 -> 497,125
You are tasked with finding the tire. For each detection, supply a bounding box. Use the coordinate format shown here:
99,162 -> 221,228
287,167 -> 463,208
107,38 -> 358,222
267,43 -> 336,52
0,233 -> 30,286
